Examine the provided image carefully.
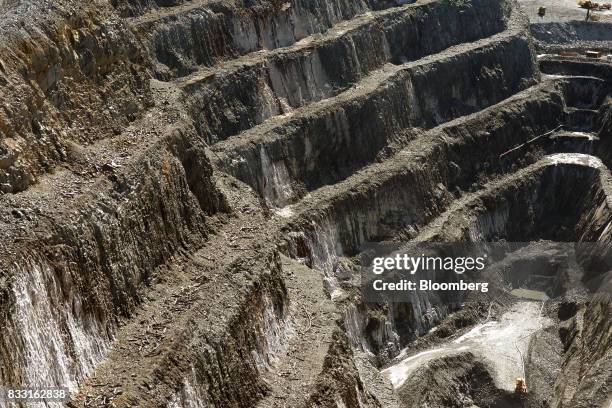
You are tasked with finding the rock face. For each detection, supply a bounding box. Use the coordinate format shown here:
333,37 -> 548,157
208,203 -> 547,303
0,0 -> 152,194
530,21 -> 612,54
0,0 -> 610,407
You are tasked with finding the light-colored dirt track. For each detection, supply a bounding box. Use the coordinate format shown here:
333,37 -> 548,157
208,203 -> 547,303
383,301 -> 553,391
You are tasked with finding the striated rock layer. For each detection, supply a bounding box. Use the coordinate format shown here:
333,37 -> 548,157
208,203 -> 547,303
0,0 -> 610,407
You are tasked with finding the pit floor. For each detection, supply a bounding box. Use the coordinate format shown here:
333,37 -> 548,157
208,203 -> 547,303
383,301 -> 553,392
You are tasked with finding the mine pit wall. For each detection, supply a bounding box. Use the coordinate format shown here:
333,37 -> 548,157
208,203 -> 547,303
281,82 -> 569,258
596,95 -> 612,166
558,76 -> 611,110
344,304 -> 401,361
452,161 -> 612,408
0,129 -> 225,392
340,158 -> 612,363
137,0 -> 395,79
218,35 -> 538,207
115,0 -> 424,19
0,1 -> 152,194
112,0 -> 186,18
161,275 -> 369,408
575,170 -> 612,244
155,255 -> 289,408
554,195 -> 612,407
280,78 -> 603,356
0,253 -> 109,394
343,293 -> 450,361
278,154 -> 452,354
552,300 -> 612,408
530,21 -> 612,44
539,57 -> 612,82
302,330 -> 373,408
456,162 -> 611,242
184,0 -> 513,144
457,77 -> 610,184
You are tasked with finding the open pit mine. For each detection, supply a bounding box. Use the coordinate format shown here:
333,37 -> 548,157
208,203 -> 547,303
0,0 -> 611,407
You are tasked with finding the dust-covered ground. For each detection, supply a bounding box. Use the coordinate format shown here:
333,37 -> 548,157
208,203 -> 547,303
518,0 -> 612,22
383,302 -> 552,392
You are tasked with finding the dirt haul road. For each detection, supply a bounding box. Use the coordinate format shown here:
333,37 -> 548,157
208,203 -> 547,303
383,301 -> 553,391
